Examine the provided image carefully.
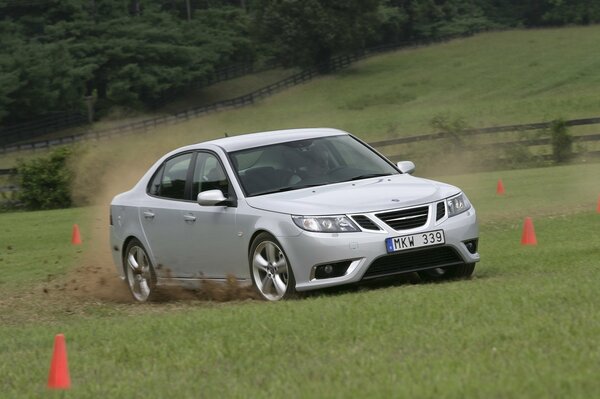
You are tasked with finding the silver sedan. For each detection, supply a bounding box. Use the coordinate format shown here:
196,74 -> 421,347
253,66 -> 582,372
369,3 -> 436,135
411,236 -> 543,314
110,128 -> 479,302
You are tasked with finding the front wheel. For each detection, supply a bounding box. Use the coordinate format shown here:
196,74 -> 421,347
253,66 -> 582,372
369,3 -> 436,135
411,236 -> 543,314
249,233 -> 297,301
124,239 -> 157,302
418,263 -> 475,282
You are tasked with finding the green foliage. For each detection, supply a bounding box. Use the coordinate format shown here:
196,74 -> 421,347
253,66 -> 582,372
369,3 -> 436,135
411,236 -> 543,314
402,0 -> 496,39
16,147 -> 74,210
0,20 -> 88,123
541,0 -> 600,25
473,0 -> 600,27
376,3 -> 410,43
0,1 -> 253,123
549,119 -> 573,163
44,3 -> 253,110
254,0 -> 381,67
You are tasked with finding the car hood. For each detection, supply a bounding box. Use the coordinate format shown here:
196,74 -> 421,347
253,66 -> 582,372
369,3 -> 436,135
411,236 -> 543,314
244,174 -> 461,215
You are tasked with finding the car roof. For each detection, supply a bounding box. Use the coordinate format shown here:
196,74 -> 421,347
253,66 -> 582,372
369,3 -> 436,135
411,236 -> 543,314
200,128 -> 349,152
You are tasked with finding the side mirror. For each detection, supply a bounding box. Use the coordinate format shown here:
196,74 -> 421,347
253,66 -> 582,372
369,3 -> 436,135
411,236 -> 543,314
397,161 -> 415,175
197,189 -> 228,206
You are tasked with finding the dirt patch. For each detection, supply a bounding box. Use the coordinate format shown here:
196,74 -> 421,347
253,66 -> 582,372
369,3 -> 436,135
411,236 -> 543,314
61,262 -> 260,303
62,263 -> 133,303
152,275 -> 260,302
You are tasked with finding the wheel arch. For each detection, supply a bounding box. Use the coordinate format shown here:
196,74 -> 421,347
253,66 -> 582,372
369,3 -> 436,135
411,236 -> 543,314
122,235 -> 145,271
247,229 -> 274,257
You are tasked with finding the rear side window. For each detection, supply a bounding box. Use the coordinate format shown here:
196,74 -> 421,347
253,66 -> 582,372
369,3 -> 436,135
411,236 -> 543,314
148,153 -> 193,200
148,165 -> 164,196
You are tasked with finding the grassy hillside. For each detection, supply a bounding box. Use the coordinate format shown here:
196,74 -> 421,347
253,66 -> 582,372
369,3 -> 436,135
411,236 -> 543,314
195,25 -> 600,139
1,163 -> 599,397
52,26 -> 598,207
149,25 -> 600,138
3,26 -> 600,171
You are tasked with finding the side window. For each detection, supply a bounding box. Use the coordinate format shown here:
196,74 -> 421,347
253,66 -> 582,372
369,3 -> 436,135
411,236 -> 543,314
148,165 -> 164,196
156,153 -> 193,200
192,153 -> 230,199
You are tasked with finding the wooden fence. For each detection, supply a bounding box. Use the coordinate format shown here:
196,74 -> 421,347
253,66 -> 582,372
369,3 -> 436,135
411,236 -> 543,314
0,112 -> 88,147
370,117 -> 600,146
1,116 -> 599,201
370,118 -> 600,170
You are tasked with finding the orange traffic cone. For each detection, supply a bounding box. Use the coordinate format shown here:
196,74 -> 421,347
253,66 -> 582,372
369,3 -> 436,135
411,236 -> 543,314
71,224 -> 82,245
496,179 -> 505,195
47,334 -> 71,390
521,217 -> 537,246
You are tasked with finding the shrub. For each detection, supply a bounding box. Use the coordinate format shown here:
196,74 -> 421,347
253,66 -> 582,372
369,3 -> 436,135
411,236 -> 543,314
549,119 -> 573,163
430,114 -> 469,150
17,147 -> 73,210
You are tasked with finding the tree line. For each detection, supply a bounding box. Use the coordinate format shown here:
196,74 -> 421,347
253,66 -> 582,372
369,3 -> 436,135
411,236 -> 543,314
1,0 -> 599,125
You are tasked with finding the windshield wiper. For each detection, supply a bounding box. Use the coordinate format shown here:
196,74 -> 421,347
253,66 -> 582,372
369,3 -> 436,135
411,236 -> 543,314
347,173 -> 391,181
262,183 -> 325,194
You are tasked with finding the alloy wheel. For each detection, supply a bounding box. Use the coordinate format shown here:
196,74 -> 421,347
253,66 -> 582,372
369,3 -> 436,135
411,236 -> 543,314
252,240 -> 290,301
126,245 -> 153,302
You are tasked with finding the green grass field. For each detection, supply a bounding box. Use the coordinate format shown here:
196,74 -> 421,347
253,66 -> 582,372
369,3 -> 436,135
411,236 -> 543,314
1,163 -> 599,397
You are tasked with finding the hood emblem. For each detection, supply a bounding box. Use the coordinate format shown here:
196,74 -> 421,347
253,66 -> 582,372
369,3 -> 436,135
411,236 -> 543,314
391,199 -> 400,202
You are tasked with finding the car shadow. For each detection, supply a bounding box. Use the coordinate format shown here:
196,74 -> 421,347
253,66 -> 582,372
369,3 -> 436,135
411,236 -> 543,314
301,273 -> 420,299
300,272 -> 486,300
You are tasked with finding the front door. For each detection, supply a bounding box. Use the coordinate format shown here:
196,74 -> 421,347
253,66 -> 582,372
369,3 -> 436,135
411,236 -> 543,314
140,152 -> 195,277
177,152 -> 244,279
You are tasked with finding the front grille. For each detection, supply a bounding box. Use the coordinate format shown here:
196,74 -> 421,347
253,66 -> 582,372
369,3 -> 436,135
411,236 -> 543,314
376,206 -> 429,231
352,215 -> 381,231
362,246 -> 463,280
436,201 -> 446,220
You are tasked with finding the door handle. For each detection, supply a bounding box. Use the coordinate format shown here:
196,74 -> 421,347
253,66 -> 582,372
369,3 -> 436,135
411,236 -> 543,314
183,214 -> 197,222
143,211 -> 155,219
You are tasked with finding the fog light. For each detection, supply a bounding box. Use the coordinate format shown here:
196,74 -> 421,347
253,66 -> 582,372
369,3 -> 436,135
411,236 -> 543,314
464,239 -> 478,254
314,261 -> 351,280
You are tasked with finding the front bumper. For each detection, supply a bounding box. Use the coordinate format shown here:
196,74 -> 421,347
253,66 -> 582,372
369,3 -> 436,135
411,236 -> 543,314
278,207 -> 479,291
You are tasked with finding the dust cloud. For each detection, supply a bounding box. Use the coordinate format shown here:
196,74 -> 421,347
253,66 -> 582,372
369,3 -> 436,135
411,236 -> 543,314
66,131 -> 259,304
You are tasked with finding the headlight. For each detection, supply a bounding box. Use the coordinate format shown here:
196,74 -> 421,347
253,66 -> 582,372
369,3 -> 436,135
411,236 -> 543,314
446,193 -> 471,217
292,215 -> 359,232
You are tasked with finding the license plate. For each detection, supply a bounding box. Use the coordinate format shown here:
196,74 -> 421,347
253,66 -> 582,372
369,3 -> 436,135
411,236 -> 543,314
385,230 -> 445,253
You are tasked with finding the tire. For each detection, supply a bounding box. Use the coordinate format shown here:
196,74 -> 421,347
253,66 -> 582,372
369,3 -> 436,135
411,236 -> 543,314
418,263 -> 475,282
249,232 -> 297,301
123,239 -> 158,302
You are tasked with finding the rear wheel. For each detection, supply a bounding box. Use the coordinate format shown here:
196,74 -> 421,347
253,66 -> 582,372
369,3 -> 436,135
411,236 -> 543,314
250,233 -> 296,301
418,263 -> 475,282
124,239 -> 157,302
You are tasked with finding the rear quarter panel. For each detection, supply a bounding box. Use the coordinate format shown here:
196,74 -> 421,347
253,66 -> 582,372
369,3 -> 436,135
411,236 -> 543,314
110,192 -> 151,279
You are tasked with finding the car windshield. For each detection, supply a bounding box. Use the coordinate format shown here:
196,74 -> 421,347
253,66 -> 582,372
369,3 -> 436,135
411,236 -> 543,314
229,135 -> 400,197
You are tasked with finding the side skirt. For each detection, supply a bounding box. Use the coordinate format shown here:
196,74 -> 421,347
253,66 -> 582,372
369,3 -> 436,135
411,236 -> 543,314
156,277 -> 252,289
